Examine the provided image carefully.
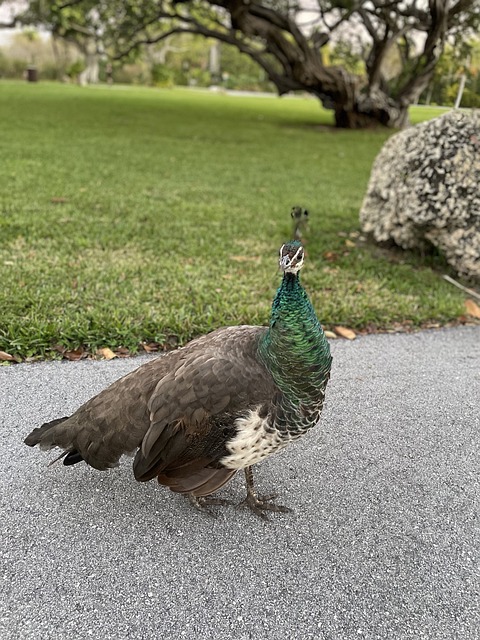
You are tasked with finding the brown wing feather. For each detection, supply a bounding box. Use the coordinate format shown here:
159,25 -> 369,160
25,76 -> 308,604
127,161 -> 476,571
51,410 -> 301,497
25,325 -> 275,496
133,325 -> 276,485
158,467 -> 237,496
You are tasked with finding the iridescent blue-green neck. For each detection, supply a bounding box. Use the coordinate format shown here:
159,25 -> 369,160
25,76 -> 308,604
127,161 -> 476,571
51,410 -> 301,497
258,272 -> 331,404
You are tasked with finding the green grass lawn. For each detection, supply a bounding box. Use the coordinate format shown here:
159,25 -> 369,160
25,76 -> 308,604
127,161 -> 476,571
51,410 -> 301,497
0,81 -> 467,359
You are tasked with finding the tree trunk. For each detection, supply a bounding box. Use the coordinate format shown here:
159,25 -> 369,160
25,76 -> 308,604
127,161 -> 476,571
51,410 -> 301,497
77,39 -> 100,85
216,0 -> 429,129
79,52 -> 99,85
424,85 -> 433,106
309,78 -> 410,128
454,74 -> 466,109
333,93 -> 410,129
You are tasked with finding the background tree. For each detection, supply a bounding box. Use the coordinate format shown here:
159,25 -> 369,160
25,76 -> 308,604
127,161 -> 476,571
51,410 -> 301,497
5,0 -> 480,128
420,37 -> 480,107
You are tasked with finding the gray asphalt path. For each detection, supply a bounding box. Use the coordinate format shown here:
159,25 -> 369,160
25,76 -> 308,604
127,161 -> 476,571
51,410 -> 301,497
1,327 -> 479,640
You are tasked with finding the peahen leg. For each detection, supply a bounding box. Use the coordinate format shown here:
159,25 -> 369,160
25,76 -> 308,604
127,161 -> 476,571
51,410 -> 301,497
187,494 -> 233,517
239,466 -> 292,519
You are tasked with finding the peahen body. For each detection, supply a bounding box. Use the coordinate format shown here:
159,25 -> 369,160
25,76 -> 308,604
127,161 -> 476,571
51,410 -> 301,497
291,206 -> 309,241
24,241 -> 332,517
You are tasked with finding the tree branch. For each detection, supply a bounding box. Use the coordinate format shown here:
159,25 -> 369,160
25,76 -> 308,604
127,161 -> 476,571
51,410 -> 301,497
448,0 -> 478,22
397,0 -> 448,104
357,7 -> 381,42
113,18 -> 286,89
58,0 -> 86,9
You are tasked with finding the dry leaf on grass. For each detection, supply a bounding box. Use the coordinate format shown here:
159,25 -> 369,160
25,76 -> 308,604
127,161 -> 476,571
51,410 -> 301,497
142,342 -> 160,353
51,197 -> 68,204
0,350 -> 17,362
324,330 -> 337,340
114,347 -> 131,357
334,326 -> 356,340
64,348 -> 86,361
97,347 -> 117,360
465,299 -> 480,319
323,251 -> 338,262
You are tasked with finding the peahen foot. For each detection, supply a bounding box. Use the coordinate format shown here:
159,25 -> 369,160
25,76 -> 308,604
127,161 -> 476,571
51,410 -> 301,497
187,494 -> 233,517
239,492 -> 292,519
239,467 -> 292,520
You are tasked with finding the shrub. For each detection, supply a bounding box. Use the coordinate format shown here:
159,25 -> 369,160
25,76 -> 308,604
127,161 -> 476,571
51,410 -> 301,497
150,63 -> 174,88
460,88 -> 480,108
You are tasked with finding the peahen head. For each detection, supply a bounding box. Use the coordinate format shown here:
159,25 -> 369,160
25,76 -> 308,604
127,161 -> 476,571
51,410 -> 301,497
279,241 -> 305,275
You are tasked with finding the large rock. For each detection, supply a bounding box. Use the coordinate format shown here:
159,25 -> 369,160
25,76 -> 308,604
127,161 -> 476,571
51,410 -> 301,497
360,110 -> 480,278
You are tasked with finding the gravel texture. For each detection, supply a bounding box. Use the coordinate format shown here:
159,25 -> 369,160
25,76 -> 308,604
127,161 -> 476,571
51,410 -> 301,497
1,326 -> 479,640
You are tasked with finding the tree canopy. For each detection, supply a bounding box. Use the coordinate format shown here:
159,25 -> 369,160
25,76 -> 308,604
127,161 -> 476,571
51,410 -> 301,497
4,0 -> 480,127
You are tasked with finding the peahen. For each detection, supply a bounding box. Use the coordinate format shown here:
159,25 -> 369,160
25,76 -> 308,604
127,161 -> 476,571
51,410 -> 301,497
291,206 -> 309,241
24,241 -> 332,518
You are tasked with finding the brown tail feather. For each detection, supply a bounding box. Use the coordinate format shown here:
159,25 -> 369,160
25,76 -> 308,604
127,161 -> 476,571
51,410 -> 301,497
158,467 -> 236,496
24,416 -> 70,447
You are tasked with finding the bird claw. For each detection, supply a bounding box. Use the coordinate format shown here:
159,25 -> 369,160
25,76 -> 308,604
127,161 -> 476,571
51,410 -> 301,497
187,494 -> 233,517
238,492 -> 293,520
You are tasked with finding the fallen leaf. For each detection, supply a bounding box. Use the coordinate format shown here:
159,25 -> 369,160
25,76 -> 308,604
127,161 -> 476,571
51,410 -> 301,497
465,299 -> 480,319
0,350 -> 17,361
115,347 -> 131,357
53,344 -> 66,354
64,348 -> 86,361
334,326 -> 356,340
323,251 -> 338,262
97,347 -> 117,360
142,342 -> 160,353
324,331 -> 337,340
51,197 -> 68,204
344,239 -> 356,248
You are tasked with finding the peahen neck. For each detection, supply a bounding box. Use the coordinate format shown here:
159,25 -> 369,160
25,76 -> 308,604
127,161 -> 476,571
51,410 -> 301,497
258,272 -> 331,405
